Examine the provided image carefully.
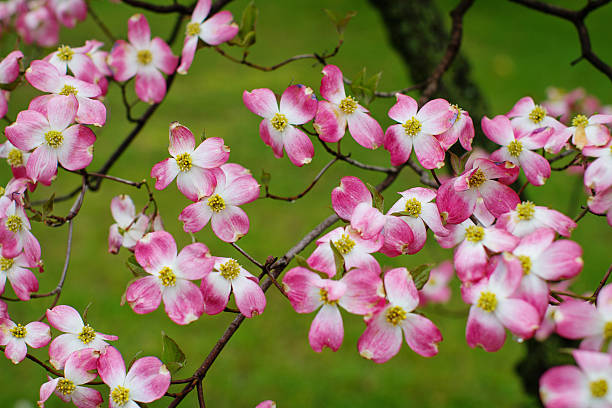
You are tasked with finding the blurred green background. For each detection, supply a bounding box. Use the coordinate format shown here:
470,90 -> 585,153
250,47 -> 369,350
1,0 -> 611,407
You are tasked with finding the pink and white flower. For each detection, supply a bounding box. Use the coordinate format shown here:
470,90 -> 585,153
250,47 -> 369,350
0,50 -> 23,119
98,346 -> 170,407
108,194 -> 149,254
497,200 -> 577,238
314,65 -> 383,149
200,257 -> 266,317
38,348 -> 103,408
49,0 -> 87,28
46,305 -> 118,369
377,214 -> 415,258
25,60 -> 106,126
547,113 -> 612,152
5,95 -> 96,185
435,219 -> 519,282
282,266 -> 382,352
383,94 -> 454,168
0,318 -> 50,364
462,255 -> 539,352
179,164 -> 259,242
16,6 -> 59,48
0,200 -> 41,264
483,115 -> 552,186
436,104 -> 475,151
539,350 -> 612,407
127,231 -> 214,325
0,250 -> 39,301
177,0 -> 238,74
109,14 -> 179,103
506,96 -> 566,138
419,261 -> 454,306
151,122 -> 230,200
584,141 -> 612,194
307,226 -> 382,278
0,140 -> 29,179
244,85 -> 318,166
45,43 -> 97,83
85,40 -> 112,96
588,187 -> 612,227
358,267 -> 442,363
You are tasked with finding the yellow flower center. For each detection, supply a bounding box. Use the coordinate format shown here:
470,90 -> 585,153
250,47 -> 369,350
319,288 -> 338,305
516,201 -> 535,220
334,233 -> 355,255
465,225 -> 485,243
518,255 -> 532,275
78,325 -> 96,344
339,96 -> 358,114
9,324 -> 26,338
57,378 -> 76,395
7,149 -> 23,167
176,152 -> 192,172
403,117 -> 422,136
528,105 -> 546,124
604,321 -> 612,339
59,84 -> 78,96
477,291 -> 497,312
186,21 -> 201,36
158,266 -> 177,287
385,306 -> 407,326
0,257 -> 14,271
572,114 -> 589,128
591,379 -> 608,398
56,45 -> 74,61
45,130 -> 64,148
468,169 -> 486,189
404,197 -> 422,217
137,49 -> 153,66
507,140 -> 523,157
5,215 -> 22,233
270,113 -> 288,132
207,194 -> 226,213
219,259 -> 241,280
111,385 -> 130,405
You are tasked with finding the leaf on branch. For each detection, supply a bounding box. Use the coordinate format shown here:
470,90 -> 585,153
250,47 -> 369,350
42,193 -> 55,217
349,67 -> 382,106
294,254 -> 324,275
126,255 -> 148,278
365,182 -> 384,212
410,264 -> 433,290
329,241 -> 345,275
161,331 -> 186,374
324,9 -> 357,39
230,1 -> 258,48
449,151 -> 462,176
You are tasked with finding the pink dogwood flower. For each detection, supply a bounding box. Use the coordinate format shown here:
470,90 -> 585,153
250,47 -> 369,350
85,40 -> 112,96
358,267 -> 442,363
244,85 -> 318,166
45,43 -> 97,83
127,231 -> 214,325
177,0 -> 238,74
98,346 -> 170,407
497,200 -> 577,238
556,284 -> 612,352
151,122 -> 230,200
314,65 -> 383,149
38,348 -> 103,408
48,0 -> 87,28
5,95 -> 96,185
200,257 -> 266,317
179,163 -> 259,242
547,113 -> 612,152
436,104 -> 475,151
109,14 -> 179,103
419,261 -> 454,306
0,200 -> 41,264
436,158 -> 520,224
46,305 -> 118,369
378,214 -> 415,258
384,94 -> 454,169
25,60 -> 106,126
540,350 -> 612,407
588,187 -> 612,227
387,187 -> 449,255
0,140 -> 29,179
584,141 -> 612,194
435,219 -> 519,283
108,194 -> 149,254
483,115 -> 552,186
256,401 -> 276,408
16,5 -> 59,48
0,317 -> 50,363
0,50 -> 23,119
283,266 -> 382,352
0,250 -> 39,301
307,226 -> 382,278
512,228 -> 583,316
506,96 -> 566,138
462,254 -> 540,352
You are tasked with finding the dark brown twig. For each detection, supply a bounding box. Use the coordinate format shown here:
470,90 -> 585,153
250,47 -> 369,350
591,265 -> 612,302
265,158 -> 338,202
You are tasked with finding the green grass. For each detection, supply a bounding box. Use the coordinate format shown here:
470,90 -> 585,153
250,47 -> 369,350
1,0 -> 611,407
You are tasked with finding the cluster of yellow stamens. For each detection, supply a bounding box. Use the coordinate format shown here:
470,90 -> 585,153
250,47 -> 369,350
45,130 -> 64,149
207,194 -> 226,213
467,169 -> 486,188
572,114 -> 589,128
465,225 -> 485,243
219,259 -> 241,280
477,291 -> 497,312
137,49 -> 153,66
78,325 -> 96,344
339,96 -> 358,114
158,266 -> 177,287
385,306 -> 407,326
5,215 -> 22,233
175,152 -> 193,172
404,197 -> 422,217
507,140 -> 523,157
7,149 -> 23,167
57,379 -> 76,395
10,324 -> 26,338
271,113 -> 289,132
111,385 -> 130,405
333,234 -> 355,255
59,84 -> 78,96
403,117 -> 422,136
528,105 -> 546,124
56,45 -> 74,61
516,201 -> 535,220
186,22 -> 201,36
518,255 -> 532,275
0,257 -> 14,271
590,379 -> 608,398
319,288 -> 338,305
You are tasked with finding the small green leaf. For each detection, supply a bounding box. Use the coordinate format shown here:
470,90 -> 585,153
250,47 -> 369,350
30,213 -> 42,222
126,256 -> 148,278
410,264 -> 433,290
329,241 -> 345,275
365,182 -> 384,212
239,1 -> 257,39
449,151 -> 462,175
390,211 -> 411,217
42,193 -> 55,216
161,332 -> 186,374
324,9 -> 356,39
241,31 -> 256,48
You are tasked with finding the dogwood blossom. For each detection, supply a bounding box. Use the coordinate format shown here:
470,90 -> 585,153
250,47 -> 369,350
0,318 -> 50,364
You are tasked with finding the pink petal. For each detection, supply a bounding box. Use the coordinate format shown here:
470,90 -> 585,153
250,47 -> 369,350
384,124 -> 413,166
379,216 -> 414,257
0,51 -> 23,84
201,272 -> 231,315
111,195 -> 136,227
358,309 -> 403,363
507,96 -> 535,118
25,60 -> 62,93
109,41 -> 138,82
388,94 -> 418,123
168,122 -> 195,156
38,378 -> 60,406
192,0 -> 211,21
179,201 -> 212,233
27,145 -> 57,185
5,110 -> 48,151
221,171 -> 259,206
283,126 -> 314,167
128,14 -> 151,49
259,119 -> 284,158
350,203 -> 385,240
482,227 -> 519,253
417,98 -> 453,134
466,306 -> 506,352
280,84 -> 317,125
320,65 -> 345,104
75,96 -> 106,127
535,240 -> 583,280
496,298 -> 539,339
243,88 -> 278,119
46,305 -> 84,333
401,314 -> 442,357
8,265 -> 38,300
150,37 -> 178,75
65,348 -> 99,385
199,11 -> 238,45
211,205 -> 250,242
413,133 -> 445,169
454,240 -> 487,282
126,276 -> 162,315
135,67 -> 166,104
57,124 -> 95,170
307,243 -> 336,278
134,231 -> 177,272
177,35 -> 198,75
233,274 -> 266,317
436,180 -> 476,224
48,333 -> 84,369
481,115 -> 515,146
596,285 -> 612,316
479,180 -> 521,218
585,155 -> 612,193
68,54 -> 98,84
338,269 -> 383,315
47,94 -> 78,131
584,124 -> 610,147
98,346 -> 126,389
177,167 -> 216,201
346,110 -> 383,149
331,176 -> 372,220
125,356 -> 170,403
383,268 -> 419,311
308,304 -> 343,352
539,365 -> 589,408
70,386 -> 103,408
282,267 -> 323,313
5,338 -> 26,363
24,321 -> 51,348
162,279 -> 204,325
151,158 -> 180,191
519,149 -> 551,186
557,299 -> 601,339
176,243 -> 214,280
192,137 -> 230,168
314,100 -> 345,143
343,248 -> 381,276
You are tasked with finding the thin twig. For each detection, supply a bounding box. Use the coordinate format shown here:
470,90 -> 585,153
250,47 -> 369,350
230,243 -> 263,269
0,345 -> 63,377
265,158 -> 338,202
591,265 -> 612,302
86,0 -> 117,42
196,379 -> 205,408
315,136 -> 394,174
